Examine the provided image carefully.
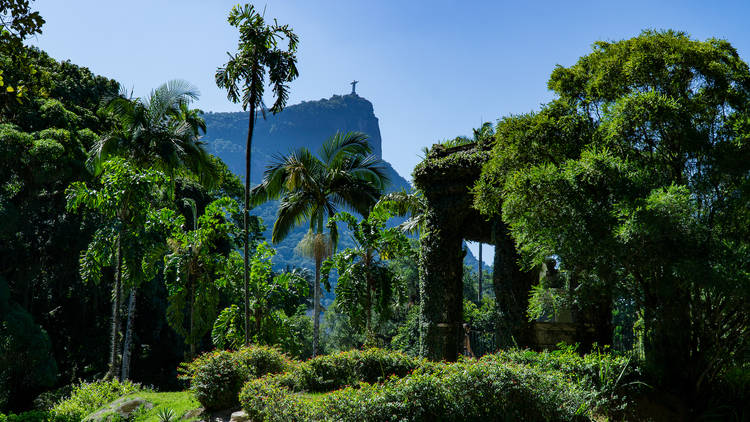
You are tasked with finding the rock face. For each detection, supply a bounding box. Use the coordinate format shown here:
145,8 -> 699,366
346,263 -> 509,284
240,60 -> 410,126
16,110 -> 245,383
229,410 -> 249,422
203,93 -> 388,182
84,397 -> 153,422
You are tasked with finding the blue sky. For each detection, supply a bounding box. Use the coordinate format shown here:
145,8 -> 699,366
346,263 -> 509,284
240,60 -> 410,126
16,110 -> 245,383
29,0 -> 750,263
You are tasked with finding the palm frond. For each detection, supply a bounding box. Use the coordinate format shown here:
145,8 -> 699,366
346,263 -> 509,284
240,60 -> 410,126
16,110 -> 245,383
320,132 -> 371,165
272,192 -> 315,243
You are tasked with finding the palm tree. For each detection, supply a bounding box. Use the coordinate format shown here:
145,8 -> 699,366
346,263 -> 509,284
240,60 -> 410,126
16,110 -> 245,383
90,79 -> 218,191
215,4 -> 299,346
376,188 -> 427,236
252,132 -> 388,356
90,80 -> 218,380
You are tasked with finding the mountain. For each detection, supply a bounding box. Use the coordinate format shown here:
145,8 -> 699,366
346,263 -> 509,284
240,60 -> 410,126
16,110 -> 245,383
201,93 -> 485,302
203,93 -> 395,183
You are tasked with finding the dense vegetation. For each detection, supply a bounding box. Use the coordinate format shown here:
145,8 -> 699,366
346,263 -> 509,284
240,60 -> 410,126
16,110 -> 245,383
1,2 -> 747,420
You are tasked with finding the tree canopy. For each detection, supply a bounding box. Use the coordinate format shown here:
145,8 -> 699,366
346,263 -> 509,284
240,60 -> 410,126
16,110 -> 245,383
475,30 -> 750,396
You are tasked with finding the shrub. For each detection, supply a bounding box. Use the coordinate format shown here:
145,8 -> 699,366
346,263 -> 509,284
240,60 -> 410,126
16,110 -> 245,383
179,346 -> 291,410
489,345 -> 643,414
0,411 -> 53,422
289,348 -> 423,392
49,380 -> 141,422
240,357 -> 593,421
240,378 -> 308,422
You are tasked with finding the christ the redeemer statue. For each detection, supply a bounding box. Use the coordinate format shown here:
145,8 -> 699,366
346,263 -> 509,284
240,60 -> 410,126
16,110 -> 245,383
350,80 -> 358,95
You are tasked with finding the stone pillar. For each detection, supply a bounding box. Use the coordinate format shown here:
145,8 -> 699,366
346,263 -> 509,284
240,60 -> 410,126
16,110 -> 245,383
492,220 -> 534,348
418,210 -> 464,361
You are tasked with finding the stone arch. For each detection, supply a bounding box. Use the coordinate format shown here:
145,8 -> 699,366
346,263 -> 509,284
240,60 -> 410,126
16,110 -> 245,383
413,142 -> 536,361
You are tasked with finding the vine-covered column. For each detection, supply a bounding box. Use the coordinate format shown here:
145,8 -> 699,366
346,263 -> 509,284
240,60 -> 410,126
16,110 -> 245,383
418,208 -> 464,361
492,220 -> 535,348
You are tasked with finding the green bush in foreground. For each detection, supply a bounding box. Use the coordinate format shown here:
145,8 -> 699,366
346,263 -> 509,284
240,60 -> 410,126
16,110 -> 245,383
179,346 -> 292,410
241,357 -> 592,421
49,380 -> 142,422
490,345 -> 643,413
0,410 -> 54,422
290,348 -> 424,392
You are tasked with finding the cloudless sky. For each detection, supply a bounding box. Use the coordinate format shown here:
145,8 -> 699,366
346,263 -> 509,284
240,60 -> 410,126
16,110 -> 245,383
29,0 -> 750,264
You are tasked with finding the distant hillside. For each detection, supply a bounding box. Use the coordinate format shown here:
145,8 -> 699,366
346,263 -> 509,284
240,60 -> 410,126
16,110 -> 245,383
202,93 -> 485,305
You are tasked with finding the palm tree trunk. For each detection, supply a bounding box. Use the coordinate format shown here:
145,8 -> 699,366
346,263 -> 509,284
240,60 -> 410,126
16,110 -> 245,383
243,81 -> 258,347
106,235 -> 123,380
121,288 -> 136,380
365,287 -> 373,347
313,256 -> 321,357
478,243 -> 483,302
189,276 -> 196,359
364,250 -> 374,347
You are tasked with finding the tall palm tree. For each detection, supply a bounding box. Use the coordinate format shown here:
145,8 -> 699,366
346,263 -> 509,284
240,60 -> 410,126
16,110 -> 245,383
215,4 -> 299,345
252,132 -> 388,356
90,79 -> 218,380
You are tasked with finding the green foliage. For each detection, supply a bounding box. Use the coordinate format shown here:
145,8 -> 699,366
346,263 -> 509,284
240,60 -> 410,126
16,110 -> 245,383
390,305 -> 421,356
66,158 -> 166,287
239,349 -> 596,421
490,346 -> 642,414
527,285 -> 573,321
251,131 -> 390,355
91,80 -> 218,189
0,0 -> 45,108
286,348 -> 422,393
211,304 -> 244,351
154,197 -> 239,355
178,346 -> 291,411
155,407 -> 175,422
0,410 -> 55,422
0,1 -> 44,43
474,30 -> 750,396
49,380 -> 142,422
215,3 -> 299,115
321,209 -> 410,343
0,278 -> 56,410
462,297 -> 497,355
216,1 -> 300,349
251,132 -> 389,243
213,243 -> 309,351
1,44 -> 120,407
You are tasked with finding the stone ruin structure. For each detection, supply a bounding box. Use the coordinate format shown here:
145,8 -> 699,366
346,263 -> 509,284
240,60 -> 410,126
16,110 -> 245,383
413,141 -> 538,361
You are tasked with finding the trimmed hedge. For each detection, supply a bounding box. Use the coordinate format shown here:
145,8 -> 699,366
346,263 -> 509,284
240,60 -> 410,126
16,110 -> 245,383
289,348 -> 424,392
240,357 -> 592,421
489,346 -> 642,413
179,346 -> 292,410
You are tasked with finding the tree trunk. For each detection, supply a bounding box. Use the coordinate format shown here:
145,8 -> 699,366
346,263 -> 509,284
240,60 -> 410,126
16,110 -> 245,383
478,243 -> 483,302
243,80 -> 258,347
106,235 -> 123,380
121,289 -> 136,380
189,276 -> 196,359
312,256 -> 321,357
